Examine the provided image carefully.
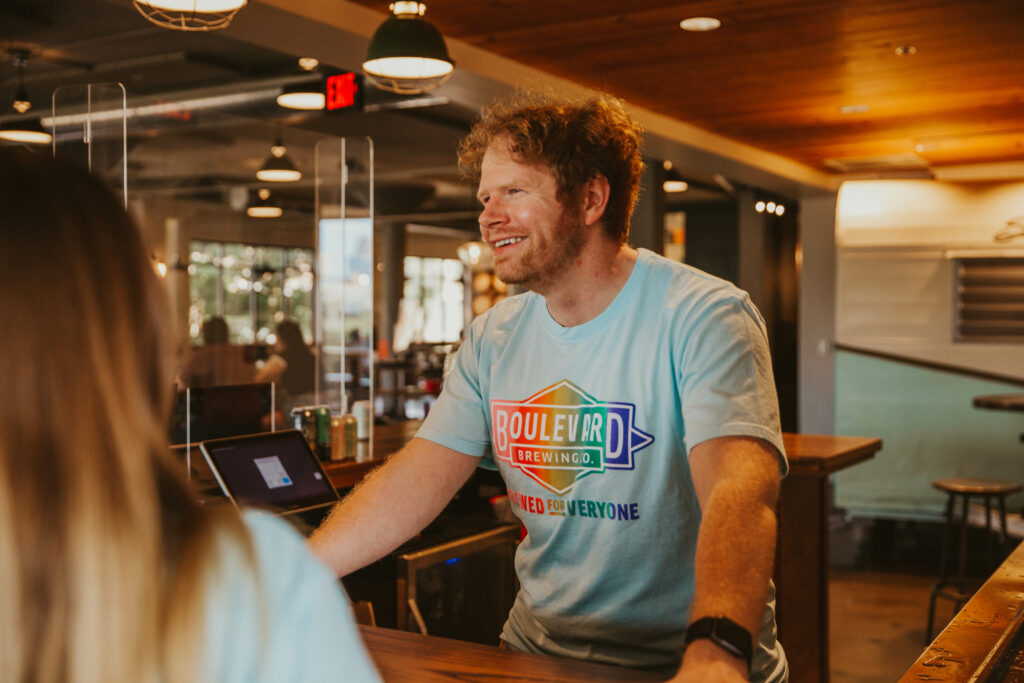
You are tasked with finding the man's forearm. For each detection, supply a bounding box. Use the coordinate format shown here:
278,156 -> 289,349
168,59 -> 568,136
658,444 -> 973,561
689,475 -> 778,642
677,436 -> 782,681
308,438 -> 479,576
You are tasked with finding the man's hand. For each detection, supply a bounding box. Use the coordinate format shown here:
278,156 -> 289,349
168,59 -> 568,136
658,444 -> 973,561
672,639 -> 748,682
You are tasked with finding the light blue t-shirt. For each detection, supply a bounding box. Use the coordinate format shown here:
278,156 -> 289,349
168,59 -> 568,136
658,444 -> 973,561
202,511 -> 381,683
418,249 -> 788,681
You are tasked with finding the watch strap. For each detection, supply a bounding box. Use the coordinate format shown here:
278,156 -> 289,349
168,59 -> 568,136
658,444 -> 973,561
683,615 -> 753,667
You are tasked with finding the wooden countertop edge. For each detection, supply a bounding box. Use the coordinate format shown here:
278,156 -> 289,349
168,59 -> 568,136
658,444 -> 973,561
782,435 -> 883,475
899,539 -> 1024,681
357,625 -> 666,681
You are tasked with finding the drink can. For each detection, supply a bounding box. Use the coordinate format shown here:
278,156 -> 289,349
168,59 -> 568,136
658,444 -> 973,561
315,406 -> 331,447
342,414 -> 358,458
291,405 -> 331,460
330,416 -> 346,461
330,414 -> 359,460
352,400 -> 371,440
291,406 -> 317,447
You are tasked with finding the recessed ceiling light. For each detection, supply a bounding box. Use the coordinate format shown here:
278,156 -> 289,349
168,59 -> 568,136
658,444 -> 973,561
298,57 -> 320,70
680,16 -> 721,32
838,104 -> 870,114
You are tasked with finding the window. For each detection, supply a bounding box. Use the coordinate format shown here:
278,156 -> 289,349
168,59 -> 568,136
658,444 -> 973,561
955,257 -> 1024,343
396,256 -> 464,350
188,241 -> 314,344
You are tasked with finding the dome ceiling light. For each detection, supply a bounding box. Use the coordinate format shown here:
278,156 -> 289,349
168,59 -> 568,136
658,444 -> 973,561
256,137 -> 302,183
363,2 -> 454,95
247,188 -> 283,218
0,51 -> 52,145
0,117 -> 52,145
277,57 -> 326,111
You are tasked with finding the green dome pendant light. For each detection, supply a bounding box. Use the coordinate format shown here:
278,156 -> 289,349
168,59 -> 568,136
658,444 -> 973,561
363,2 -> 454,95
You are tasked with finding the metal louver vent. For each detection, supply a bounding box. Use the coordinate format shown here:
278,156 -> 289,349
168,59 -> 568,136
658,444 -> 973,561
955,258 -> 1024,343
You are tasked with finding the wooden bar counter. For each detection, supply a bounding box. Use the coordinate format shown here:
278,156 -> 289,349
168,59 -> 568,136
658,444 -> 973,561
900,538 -> 1024,681
332,424 -> 882,683
359,624 -> 665,682
777,434 -> 882,683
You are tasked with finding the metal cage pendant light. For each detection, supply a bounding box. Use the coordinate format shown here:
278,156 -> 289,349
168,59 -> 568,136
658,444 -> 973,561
363,2 -> 454,95
133,0 -> 246,31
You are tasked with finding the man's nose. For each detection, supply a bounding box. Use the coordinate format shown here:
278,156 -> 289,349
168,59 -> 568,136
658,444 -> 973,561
478,199 -> 505,232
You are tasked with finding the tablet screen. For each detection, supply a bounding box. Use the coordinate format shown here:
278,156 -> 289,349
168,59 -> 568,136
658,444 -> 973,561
200,430 -> 339,514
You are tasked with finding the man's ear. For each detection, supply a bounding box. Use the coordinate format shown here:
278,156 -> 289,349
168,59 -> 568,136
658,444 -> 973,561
582,175 -> 611,227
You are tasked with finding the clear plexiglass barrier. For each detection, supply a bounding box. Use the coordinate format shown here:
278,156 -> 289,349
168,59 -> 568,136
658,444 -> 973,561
48,80 -> 375,460
51,82 -> 127,204
316,136 -> 375,459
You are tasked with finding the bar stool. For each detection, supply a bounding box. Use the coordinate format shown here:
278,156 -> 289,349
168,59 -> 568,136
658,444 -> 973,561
925,477 -> 1022,642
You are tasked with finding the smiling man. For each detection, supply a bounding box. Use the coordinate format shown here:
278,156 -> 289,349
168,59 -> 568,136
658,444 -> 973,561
310,92 -> 788,683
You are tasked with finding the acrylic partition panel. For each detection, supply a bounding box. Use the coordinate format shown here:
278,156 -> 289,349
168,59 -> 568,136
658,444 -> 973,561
51,82 -> 127,203
316,136 -> 374,459
51,82 -> 356,447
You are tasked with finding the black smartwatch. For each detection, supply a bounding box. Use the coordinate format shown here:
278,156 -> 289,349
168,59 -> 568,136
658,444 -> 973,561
683,615 -> 753,668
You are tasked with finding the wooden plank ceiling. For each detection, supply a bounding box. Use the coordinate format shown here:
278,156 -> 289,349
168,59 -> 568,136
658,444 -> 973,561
352,0 -> 1024,175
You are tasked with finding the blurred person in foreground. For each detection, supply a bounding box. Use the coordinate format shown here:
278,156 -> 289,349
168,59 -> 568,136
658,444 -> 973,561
0,148 -> 379,683
310,91 -> 788,683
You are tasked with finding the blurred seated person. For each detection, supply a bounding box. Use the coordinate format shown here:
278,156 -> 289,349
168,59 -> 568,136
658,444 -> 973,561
178,316 -> 253,388
255,320 -> 316,405
0,148 -> 380,683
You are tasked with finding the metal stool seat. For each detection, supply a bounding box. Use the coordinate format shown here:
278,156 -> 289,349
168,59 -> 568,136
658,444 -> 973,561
925,477 -> 1022,642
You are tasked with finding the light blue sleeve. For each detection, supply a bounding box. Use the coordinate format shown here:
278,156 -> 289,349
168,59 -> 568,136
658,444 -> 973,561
676,295 -> 788,474
205,511 -> 382,683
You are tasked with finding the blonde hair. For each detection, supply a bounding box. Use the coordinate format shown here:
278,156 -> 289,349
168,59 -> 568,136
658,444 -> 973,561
0,149 -> 250,683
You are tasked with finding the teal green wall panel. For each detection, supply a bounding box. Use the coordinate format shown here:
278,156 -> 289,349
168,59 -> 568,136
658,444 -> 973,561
833,351 -> 1024,518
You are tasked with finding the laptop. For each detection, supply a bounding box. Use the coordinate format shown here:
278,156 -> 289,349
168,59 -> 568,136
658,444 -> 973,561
199,429 -> 340,516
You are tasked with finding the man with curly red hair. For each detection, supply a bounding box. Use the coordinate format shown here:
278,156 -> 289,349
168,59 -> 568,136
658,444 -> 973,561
312,92 -> 788,683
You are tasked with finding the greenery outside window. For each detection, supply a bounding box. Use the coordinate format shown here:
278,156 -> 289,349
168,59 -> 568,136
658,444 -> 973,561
188,240 -> 315,345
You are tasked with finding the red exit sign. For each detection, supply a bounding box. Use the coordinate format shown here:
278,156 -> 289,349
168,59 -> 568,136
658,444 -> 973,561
325,72 -> 364,112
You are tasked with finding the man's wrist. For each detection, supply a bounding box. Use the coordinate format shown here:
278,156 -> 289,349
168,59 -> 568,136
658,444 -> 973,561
683,615 -> 753,669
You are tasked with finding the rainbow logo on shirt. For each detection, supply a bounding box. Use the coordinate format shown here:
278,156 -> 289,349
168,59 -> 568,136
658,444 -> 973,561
490,380 -> 654,496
